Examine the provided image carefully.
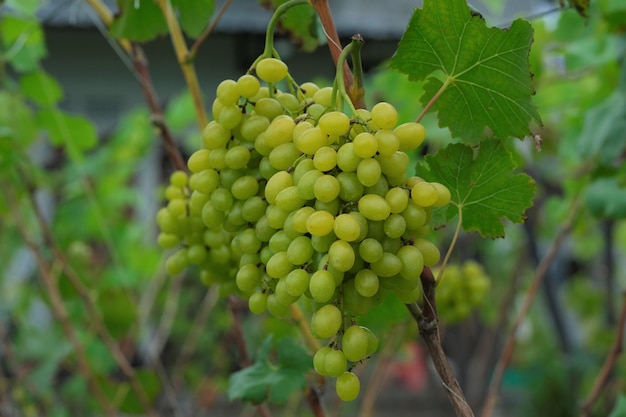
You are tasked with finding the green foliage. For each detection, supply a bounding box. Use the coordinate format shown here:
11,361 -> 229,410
609,394 -> 626,417
1,14 -> 46,72
19,70 -> 64,106
391,0 -> 541,142
585,177 -> 626,219
228,336 -> 312,404
418,140 -> 536,237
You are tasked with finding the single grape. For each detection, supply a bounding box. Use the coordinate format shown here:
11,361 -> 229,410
248,291 -> 267,314
309,269 -> 336,303
236,74 -> 261,98
374,130 -> 400,156
370,252 -> 403,278
285,268 -> 310,297
336,372 -> 360,402
371,102 -> 398,130
358,194 -> 391,221
333,213 -> 361,242
328,240 -> 355,272
287,235 -> 314,265
187,150 -> 211,173
413,238 -> 441,266
336,142 -> 361,172
411,182 -> 439,207
216,79 -> 239,105
311,304 -> 343,339
324,349 -> 347,378
297,126 -> 327,154
265,251 -> 292,279
342,325 -> 369,362
255,57 -> 288,83
318,111 -> 351,136
337,172 -> 364,202
224,145 -> 250,169
313,346 -> 332,376
313,146 -> 338,172
352,132 -> 378,158
431,182 -> 451,207
314,175 -> 341,203
393,122 -> 426,151
354,268 -> 379,297
356,158 -> 382,187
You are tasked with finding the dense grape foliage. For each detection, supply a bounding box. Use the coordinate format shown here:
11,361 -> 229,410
157,56 -> 449,401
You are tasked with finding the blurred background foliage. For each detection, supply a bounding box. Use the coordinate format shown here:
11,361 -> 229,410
0,0 -> 625,416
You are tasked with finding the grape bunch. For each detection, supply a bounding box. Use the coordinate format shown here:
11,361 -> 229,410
157,56 -> 450,402
434,260 -> 491,323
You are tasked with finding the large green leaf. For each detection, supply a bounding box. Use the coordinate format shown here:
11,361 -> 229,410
418,140 -> 536,238
228,336 -> 311,404
390,0 -> 541,143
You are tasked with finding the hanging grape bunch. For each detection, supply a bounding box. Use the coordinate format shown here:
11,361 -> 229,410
156,2 -> 450,403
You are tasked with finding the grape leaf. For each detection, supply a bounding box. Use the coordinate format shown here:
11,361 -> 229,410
418,140 -> 536,238
173,0 -> 215,39
228,336 -> 311,404
37,109 -> 98,159
390,0 -> 541,143
110,0 -> 168,42
20,71 -> 63,107
1,15 -> 46,72
259,0 -> 321,52
585,177 -> 626,219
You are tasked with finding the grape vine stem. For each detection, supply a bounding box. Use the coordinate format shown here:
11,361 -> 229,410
480,193 -> 582,417
579,291 -> 626,417
436,207 -> 463,285
408,268 -> 475,417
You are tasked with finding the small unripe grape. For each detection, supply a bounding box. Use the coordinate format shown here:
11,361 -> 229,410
265,251 -> 292,279
248,292 -> 267,314
254,97 -> 283,120
299,82 -> 320,98
224,145 -> 250,169
342,325 -> 369,362
312,86 -> 334,107
375,130 -> 400,156
354,268 -> 379,297
285,268 -> 310,297
356,158 -> 382,187
256,57 -> 288,83
337,142 -> 361,172
203,121 -> 230,149
297,126 -> 327,154
187,149 -> 211,173
313,146 -> 337,172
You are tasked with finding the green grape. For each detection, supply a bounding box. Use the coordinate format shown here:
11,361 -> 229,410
231,176 -> 259,200
274,279 -> 299,305
256,57 -> 288,83
337,172 -> 364,202
236,74 -> 261,98
356,158 -> 382,187
269,230 -> 292,252
313,346 -> 332,376
260,245 -> 274,264
224,145 -> 250,169
248,291 -> 267,314
192,169 -> 220,195
255,97 -> 285,120
309,269 -> 336,303
342,279 -> 372,315
219,104 -> 243,129
376,152 -> 409,178
311,231 -> 337,253
157,233 -> 180,249
393,122 -> 426,152
411,181 -> 439,207
292,120 -> 315,142
265,170 -> 293,205
358,194 -> 391,221
342,325 -> 369,362
170,170 -> 188,188
336,372 -> 360,402
336,142 -> 361,172
314,175 -> 341,203
287,235 -> 314,265
324,349 -> 347,378
269,142 -> 300,170
306,210 -> 335,236
216,79 -> 239,105
167,199 -> 187,217
396,244 -> 424,280
187,149 -> 211,173
306,103 -> 326,121
211,188 -> 233,212
297,169 -> 324,200
328,240 -> 355,272
237,228 -> 262,254
312,86 -> 334,107
203,121 -> 231,150
277,92 -> 302,113
259,156 -> 279,179
285,268 -> 310,297
265,251 -> 292,279
206,148 -> 227,170
358,238 -> 383,263
385,187 -> 409,214
371,101 -> 398,130
313,146 -> 337,172
236,263 -> 261,293
275,185 -> 306,212
315,198 -> 340,216
354,268 -> 379,297
311,304 -> 343,339
201,202 -> 225,230
266,293 -> 290,318
374,130 -> 400,156
333,213 -> 360,242
219,168 -> 242,190
265,204 -> 289,229
362,326 -> 379,355
364,176 -> 389,199
296,126 -> 326,154
370,252 -> 402,278
349,211 -> 369,241
299,81 -> 319,99
189,191 -> 210,216
240,115 -> 270,141
187,244 -> 208,264
431,182 -> 451,207
212,98 -> 224,121
292,157 -> 315,183
402,200 -> 427,230
242,196 -> 267,222
383,214 -> 406,239
255,216 -> 276,242
352,132 -> 378,158
292,206 -> 315,234
165,248 -> 188,275
413,238 -> 441,266
318,111 -> 351,136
